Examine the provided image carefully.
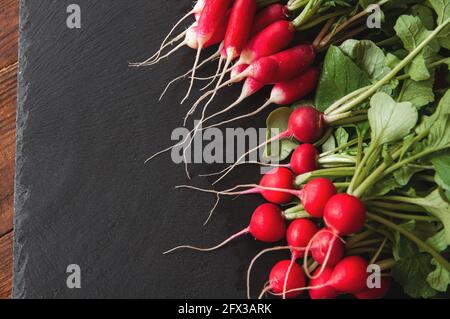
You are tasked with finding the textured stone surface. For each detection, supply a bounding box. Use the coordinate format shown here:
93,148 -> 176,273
14,0 -> 281,298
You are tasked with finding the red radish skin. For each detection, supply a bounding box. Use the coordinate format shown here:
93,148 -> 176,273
197,0 -> 232,45
212,0 -> 256,102
238,20 -> 295,66
281,219 -> 318,298
309,267 -> 338,299
281,255 -> 369,297
287,219 -> 319,259
264,260 -> 306,299
324,194 -> 366,236
300,178 -> 337,218
182,0 -> 232,104
184,22 -> 302,130
135,0 -> 208,66
287,104 -> 326,143
251,4 -> 289,35
164,203 -> 286,254
231,64 -> 249,81
249,203 -> 286,242
355,277 -> 391,299
223,0 -> 256,60
182,0 -> 256,162
310,228 -> 344,266
186,18 -> 228,49
290,144 -> 319,175
235,45 -> 317,84
330,256 -> 369,294
259,167 -> 295,204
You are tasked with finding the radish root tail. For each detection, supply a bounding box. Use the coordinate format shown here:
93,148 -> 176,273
163,227 -> 249,254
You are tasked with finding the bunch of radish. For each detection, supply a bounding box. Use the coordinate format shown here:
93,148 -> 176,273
170,163 -> 392,299
133,0 -> 418,299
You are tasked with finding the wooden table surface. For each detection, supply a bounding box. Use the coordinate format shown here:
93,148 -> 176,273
0,0 -> 18,299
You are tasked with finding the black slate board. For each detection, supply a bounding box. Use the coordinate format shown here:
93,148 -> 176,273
14,0 -> 291,298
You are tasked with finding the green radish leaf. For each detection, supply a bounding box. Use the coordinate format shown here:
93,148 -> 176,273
392,221 -> 437,298
429,0 -> 450,49
431,152 -> 450,192
404,189 -> 450,245
340,39 -> 392,81
335,127 -> 349,147
394,15 -> 439,54
314,46 -> 371,111
322,134 -> 336,153
264,107 -> 299,161
427,259 -> 450,292
393,165 -> 425,186
400,72 -> 435,109
411,4 -> 436,30
426,229 -> 448,253
367,175 -> 402,197
368,92 -> 418,145
394,15 -> 440,81
416,89 -> 450,152
385,52 -> 402,69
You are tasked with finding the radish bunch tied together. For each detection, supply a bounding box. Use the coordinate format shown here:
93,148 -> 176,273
134,0 -> 450,299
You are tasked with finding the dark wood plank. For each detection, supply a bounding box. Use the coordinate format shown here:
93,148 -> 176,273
0,0 -> 19,299
0,0 -> 19,69
0,62 -> 17,236
0,231 -> 13,298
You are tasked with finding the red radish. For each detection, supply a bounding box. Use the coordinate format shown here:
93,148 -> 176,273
258,167 -> 295,204
234,44 -> 316,84
287,219 -> 319,259
300,178 -> 337,218
281,219 -> 319,299
330,256 -> 369,293
354,276 -> 391,299
309,267 -> 338,299
211,95 -> 325,184
206,0 -> 256,108
185,21 -> 228,50
324,194 -> 366,236
281,256 -> 369,296
187,19 -> 298,118
238,20 -> 295,66
260,260 -> 306,299
310,228 -> 344,266
287,104 -> 326,143
163,203 -> 286,254
134,10 -> 230,68
182,0 -> 232,104
182,0 -> 257,162
251,4 -> 289,35
189,45 -> 316,121
290,144 -> 319,175
223,0 -> 256,60
135,0 -> 208,66
249,203 -> 286,242
230,64 -> 249,80
183,22 -> 300,152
